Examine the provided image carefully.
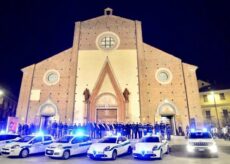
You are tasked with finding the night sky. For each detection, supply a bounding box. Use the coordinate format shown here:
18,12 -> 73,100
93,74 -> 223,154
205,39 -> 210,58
0,0 -> 230,97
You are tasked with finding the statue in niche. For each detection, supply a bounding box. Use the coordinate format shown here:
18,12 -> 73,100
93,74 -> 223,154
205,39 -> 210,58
83,88 -> 90,102
123,88 -> 130,102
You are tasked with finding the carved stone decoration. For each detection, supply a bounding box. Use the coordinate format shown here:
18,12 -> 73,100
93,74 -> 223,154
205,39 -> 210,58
83,88 -> 90,102
123,88 -> 130,102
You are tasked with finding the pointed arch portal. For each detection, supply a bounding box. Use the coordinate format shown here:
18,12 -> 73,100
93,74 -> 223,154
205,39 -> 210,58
89,59 -> 125,122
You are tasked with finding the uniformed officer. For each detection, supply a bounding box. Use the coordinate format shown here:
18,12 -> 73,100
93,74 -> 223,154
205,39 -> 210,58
63,123 -> 68,136
166,124 -> 171,141
138,123 -> 143,139
58,122 -> 63,138
154,122 -> 160,135
17,123 -> 22,135
51,120 -> 58,137
160,121 -> 166,138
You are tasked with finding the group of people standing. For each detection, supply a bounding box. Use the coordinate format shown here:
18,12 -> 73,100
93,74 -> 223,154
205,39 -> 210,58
17,121 -> 173,141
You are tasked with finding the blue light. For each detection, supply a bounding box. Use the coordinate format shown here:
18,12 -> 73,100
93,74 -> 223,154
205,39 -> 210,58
190,128 -> 195,132
75,130 -> 85,137
36,131 -> 44,136
0,130 -> 6,134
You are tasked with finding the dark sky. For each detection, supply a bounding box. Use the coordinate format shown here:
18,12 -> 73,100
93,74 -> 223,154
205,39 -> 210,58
0,0 -> 230,97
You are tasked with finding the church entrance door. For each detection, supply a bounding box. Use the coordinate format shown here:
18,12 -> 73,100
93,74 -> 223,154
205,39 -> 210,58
96,108 -> 117,122
160,115 -> 176,135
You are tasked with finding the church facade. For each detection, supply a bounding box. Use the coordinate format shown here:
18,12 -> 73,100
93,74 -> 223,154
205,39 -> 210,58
16,8 -> 203,132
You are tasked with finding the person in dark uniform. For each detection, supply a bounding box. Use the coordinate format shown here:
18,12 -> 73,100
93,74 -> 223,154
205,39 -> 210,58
95,123 -> 100,139
154,122 -> 160,135
138,123 -> 143,139
166,124 -> 172,141
143,123 -> 148,136
58,122 -> 63,138
160,121 -> 166,138
72,123 -> 77,135
99,122 -> 106,138
131,123 -> 138,139
68,123 -> 73,135
51,120 -> 58,137
63,123 -> 68,136
147,123 -> 153,134
125,123 -> 131,139
17,123 -> 22,135
23,123 -> 29,135
114,122 -> 119,134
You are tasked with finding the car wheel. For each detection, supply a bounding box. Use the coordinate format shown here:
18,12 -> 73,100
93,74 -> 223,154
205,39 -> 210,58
20,149 -> 29,158
112,150 -> 117,160
127,146 -> 132,155
63,150 -> 70,160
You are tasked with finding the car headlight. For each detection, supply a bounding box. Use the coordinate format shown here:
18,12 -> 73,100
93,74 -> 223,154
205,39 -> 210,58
11,145 -> 20,149
152,145 -> 159,151
104,146 -> 110,151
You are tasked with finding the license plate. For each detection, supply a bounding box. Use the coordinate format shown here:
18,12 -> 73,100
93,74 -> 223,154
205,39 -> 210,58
198,148 -> 204,151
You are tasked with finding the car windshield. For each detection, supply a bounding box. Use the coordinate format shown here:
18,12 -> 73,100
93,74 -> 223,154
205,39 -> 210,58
16,136 -> 34,142
189,132 -> 212,139
140,137 -> 160,143
99,137 -> 117,143
56,136 -> 74,143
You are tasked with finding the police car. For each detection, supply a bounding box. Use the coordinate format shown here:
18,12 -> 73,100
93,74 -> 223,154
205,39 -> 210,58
45,135 -> 92,159
133,135 -> 169,159
87,133 -> 132,160
1,134 -> 54,158
186,129 -> 218,157
0,134 -> 20,154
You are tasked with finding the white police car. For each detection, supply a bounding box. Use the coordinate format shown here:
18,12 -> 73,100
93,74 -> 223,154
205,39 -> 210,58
45,135 -> 92,159
186,129 -> 218,157
1,134 -> 54,158
87,134 -> 132,160
0,134 -> 20,154
133,135 -> 169,159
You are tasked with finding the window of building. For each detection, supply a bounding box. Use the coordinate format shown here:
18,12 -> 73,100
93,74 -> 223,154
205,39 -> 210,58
219,93 -> 225,100
203,95 -> 208,102
100,36 -> 116,49
205,110 -> 211,119
96,32 -> 120,50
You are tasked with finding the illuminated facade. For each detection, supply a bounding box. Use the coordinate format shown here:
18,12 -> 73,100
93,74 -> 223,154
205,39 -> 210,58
16,8 -> 203,132
200,89 -> 230,128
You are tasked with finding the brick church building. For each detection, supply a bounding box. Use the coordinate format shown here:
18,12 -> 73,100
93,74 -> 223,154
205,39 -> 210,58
16,8 -> 203,133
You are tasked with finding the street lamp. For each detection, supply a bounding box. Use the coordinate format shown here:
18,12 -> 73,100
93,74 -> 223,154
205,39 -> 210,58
210,91 -> 220,128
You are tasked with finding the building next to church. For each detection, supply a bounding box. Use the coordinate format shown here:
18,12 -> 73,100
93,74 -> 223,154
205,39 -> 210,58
16,8 -> 203,133
200,89 -> 230,128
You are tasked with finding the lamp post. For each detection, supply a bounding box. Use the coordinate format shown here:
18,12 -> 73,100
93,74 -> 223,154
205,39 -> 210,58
211,91 -> 220,128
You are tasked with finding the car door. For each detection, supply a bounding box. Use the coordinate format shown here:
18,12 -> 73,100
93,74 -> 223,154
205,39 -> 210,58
30,136 -> 43,154
116,137 -> 123,155
71,137 -> 82,155
120,137 -> 128,154
79,136 -> 92,153
42,136 -> 53,152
